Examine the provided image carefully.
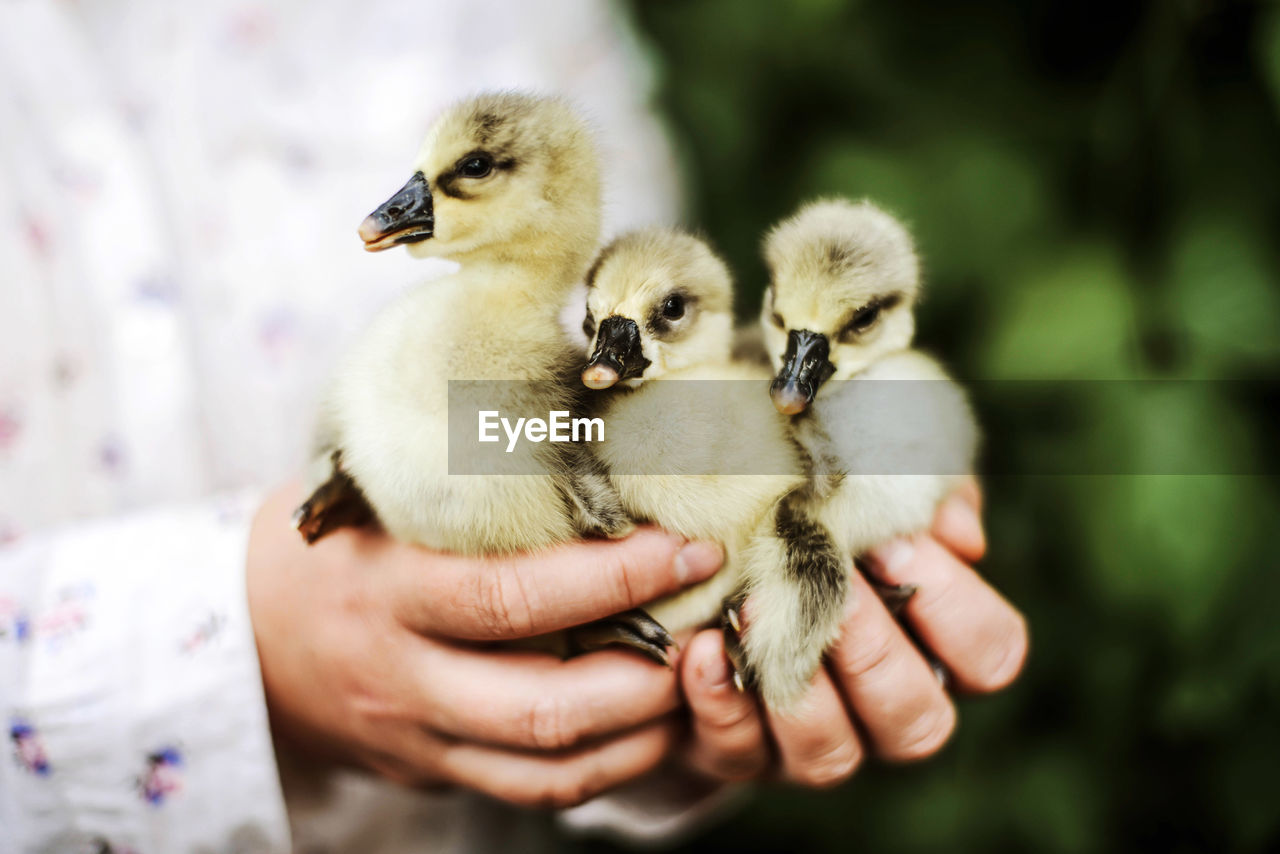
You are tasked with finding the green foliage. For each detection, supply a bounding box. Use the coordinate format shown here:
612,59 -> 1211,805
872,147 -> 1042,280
587,0 -> 1280,851
980,243 -> 1139,378
1169,211 -> 1280,371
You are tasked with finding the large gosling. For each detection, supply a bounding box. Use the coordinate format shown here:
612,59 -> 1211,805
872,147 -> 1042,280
295,92 -> 630,555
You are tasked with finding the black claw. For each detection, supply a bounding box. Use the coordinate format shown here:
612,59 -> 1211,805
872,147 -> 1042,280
569,609 -> 675,667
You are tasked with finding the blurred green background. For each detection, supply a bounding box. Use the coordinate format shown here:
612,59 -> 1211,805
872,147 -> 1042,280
587,1 -> 1280,852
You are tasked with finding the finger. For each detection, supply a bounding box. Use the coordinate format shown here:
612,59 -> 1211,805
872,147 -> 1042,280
764,664 -> 863,788
864,535 -> 1028,695
681,630 -> 770,781
828,570 -> 957,762
931,489 -> 986,563
408,642 -> 682,751
391,528 -> 723,640
434,718 -> 683,809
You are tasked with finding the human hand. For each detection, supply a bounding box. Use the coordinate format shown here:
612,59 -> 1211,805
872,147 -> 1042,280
681,478 -> 1027,785
246,481 -> 723,808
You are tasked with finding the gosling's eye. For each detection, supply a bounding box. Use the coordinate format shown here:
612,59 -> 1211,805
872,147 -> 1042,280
849,303 -> 881,332
849,306 -> 880,330
662,294 -> 685,320
458,156 -> 493,178
583,312 -> 596,339
770,311 -> 785,328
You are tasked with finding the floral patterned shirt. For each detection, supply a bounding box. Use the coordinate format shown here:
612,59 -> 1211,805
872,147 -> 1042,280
0,1 -> 680,851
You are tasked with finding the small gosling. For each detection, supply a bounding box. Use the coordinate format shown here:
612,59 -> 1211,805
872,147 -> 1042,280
741,198 -> 978,707
581,228 -> 843,696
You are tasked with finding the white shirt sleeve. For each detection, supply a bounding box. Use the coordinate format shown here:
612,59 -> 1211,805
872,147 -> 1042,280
1,0 -> 699,849
0,492 -> 290,854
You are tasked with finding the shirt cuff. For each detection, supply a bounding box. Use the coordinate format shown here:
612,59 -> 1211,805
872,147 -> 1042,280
0,492 -> 291,854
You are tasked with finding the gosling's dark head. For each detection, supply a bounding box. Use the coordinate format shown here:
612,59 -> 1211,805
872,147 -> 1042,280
359,92 -> 601,264
581,228 -> 734,389
761,199 -> 920,414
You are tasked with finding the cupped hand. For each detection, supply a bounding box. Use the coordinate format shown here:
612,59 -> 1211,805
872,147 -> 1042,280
681,478 -> 1027,785
246,481 -> 723,808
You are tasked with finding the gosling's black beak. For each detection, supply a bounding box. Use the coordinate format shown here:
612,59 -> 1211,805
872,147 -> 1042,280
582,316 -> 651,389
359,172 -> 434,252
770,329 -> 835,414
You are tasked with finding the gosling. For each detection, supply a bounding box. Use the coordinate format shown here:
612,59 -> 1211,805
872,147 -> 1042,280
581,227 -> 842,693
740,198 -> 978,707
295,92 -> 631,556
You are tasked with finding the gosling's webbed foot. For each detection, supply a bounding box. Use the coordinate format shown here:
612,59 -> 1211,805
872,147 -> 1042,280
872,581 -> 919,616
568,609 -> 675,667
855,557 -> 919,616
293,454 -> 374,544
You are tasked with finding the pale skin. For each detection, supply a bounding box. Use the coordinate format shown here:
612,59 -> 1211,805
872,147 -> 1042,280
247,477 -> 1026,807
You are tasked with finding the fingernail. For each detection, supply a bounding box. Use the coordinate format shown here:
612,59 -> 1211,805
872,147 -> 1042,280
674,541 -> 724,583
868,537 -> 916,575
